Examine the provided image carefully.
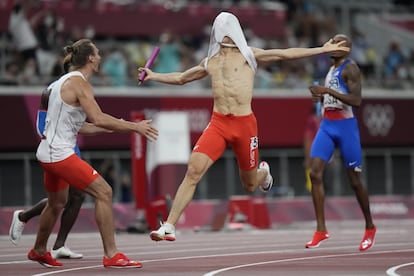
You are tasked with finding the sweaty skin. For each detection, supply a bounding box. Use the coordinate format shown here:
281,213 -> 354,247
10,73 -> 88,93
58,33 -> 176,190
141,37 -> 349,117
208,47 -> 254,115
306,34 -> 375,251
138,35 -> 349,229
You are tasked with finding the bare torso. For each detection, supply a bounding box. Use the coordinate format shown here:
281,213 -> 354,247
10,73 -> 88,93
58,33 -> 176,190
206,47 -> 255,116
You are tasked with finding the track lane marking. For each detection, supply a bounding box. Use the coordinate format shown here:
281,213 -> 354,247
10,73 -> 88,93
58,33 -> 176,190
29,247 -> 414,276
386,262 -> 414,276
203,249 -> 414,276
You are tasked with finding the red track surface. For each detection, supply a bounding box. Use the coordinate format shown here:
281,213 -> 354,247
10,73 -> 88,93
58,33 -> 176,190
1,220 -> 413,276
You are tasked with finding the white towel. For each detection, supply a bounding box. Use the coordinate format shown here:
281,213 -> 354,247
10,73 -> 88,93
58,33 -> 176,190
205,12 -> 257,73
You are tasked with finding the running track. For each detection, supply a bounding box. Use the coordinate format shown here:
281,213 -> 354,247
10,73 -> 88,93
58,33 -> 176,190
1,219 -> 413,276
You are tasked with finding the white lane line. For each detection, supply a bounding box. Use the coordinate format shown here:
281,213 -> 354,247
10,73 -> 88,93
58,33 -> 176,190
13,247 -> 414,276
386,262 -> 414,276
30,248 -> 414,276
33,266 -> 101,276
203,249 -> 414,276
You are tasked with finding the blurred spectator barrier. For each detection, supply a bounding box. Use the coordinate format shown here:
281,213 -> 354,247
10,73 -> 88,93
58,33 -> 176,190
0,88 -> 413,206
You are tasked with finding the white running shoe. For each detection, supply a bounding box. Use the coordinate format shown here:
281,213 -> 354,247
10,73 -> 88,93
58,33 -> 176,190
259,161 -> 273,192
9,210 -> 25,245
51,246 -> 83,259
150,223 -> 176,241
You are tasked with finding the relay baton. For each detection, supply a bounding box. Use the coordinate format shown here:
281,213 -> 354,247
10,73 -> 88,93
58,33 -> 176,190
138,46 -> 160,84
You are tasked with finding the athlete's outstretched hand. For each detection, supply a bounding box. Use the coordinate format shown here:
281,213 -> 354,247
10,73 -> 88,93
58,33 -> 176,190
322,39 -> 350,54
134,119 -> 158,141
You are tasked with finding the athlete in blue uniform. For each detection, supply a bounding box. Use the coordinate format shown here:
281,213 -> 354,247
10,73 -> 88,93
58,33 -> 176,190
305,34 -> 376,251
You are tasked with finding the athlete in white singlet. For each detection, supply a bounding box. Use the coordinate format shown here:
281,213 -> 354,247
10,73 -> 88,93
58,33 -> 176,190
28,39 -> 158,268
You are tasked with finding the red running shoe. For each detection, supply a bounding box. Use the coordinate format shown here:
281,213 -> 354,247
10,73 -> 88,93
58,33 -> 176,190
305,231 -> 329,248
359,226 -> 376,251
103,252 -> 143,268
28,249 -> 63,268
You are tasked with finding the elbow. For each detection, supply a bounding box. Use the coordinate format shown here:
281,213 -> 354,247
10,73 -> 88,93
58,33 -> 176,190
94,120 -> 107,129
176,79 -> 186,85
354,98 -> 362,107
89,116 -> 106,129
176,76 -> 187,85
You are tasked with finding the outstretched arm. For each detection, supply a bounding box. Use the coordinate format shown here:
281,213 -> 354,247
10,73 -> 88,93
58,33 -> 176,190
70,78 -> 158,141
78,122 -> 114,135
253,39 -> 350,63
138,59 -> 208,85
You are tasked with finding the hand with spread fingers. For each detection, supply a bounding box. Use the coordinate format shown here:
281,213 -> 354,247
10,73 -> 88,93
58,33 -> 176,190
322,38 -> 350,54
135,119 -> 159,142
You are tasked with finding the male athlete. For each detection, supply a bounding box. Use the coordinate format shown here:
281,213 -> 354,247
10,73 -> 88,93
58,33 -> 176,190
28,38 -> 158,268
306,34 -> 376,251
9,86 -> 98,259
138,12 -> 350,241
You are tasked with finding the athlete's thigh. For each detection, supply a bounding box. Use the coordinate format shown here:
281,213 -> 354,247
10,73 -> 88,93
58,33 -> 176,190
83,176 -> 112,199
310,121 -> 335,163
338,119 -> 362,168
187,151 -> 215,177
46,187 -> 69,209
59,155 -> 99,191
68,185 -> 84,198
42,155 -> 99,192
42,167 -> 70,192
193,123 -> 227,162
232,116 -> 259,171
67,185 -> 85,206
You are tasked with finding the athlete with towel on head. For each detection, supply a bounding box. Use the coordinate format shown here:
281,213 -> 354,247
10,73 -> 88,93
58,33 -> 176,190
138,12 -> 350,241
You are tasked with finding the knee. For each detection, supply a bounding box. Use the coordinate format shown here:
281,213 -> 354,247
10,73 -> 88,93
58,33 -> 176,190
48,199 -> 67,213
96,184 -> 113,202
71,189 -> 86,205
39,198 -> 48,207
349,177 -> 363,191
65,190 -> 85,209
309,169 -> 323,185
185,163 -> 203,185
